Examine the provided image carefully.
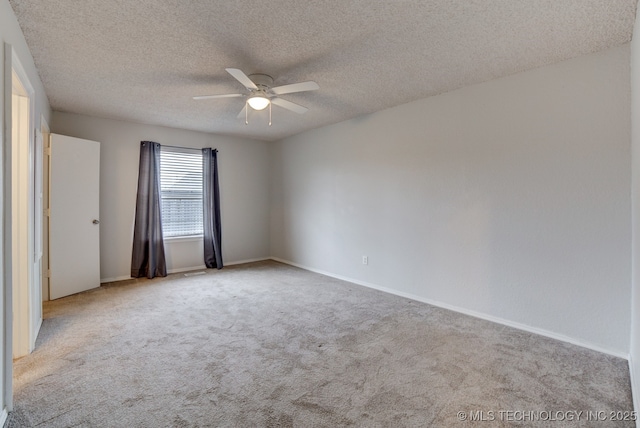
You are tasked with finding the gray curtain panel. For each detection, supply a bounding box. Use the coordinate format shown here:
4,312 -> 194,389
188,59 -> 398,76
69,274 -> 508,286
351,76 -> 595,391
203,148 -> 223,269
131,141 -> 167,278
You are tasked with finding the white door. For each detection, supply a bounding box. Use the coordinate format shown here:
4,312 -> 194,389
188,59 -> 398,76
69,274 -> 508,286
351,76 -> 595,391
49,134 -> 100,299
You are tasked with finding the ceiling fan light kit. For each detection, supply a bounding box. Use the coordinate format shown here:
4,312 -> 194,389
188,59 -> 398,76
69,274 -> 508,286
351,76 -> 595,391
247,94 -> 270,110
194,68 -> 319,126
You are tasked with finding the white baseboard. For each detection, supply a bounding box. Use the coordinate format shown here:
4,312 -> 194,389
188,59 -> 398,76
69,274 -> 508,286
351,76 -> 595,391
100,275 -> 132,284
270,257 -> 629,360
226,257 -> 271,266
168,257 -> 271,272
167,265 -> 207,274
100,257 -> 271,284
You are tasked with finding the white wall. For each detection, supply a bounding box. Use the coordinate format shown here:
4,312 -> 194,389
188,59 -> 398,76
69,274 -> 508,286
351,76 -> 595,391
630,2 -> 640,418
1,0 -> 52,416
52,112 -> 270,282
271,45 -> 632,356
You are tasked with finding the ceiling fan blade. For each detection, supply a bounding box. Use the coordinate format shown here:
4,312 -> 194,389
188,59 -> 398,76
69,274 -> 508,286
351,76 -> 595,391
192,93 -> 244,100
271,81 -> 319,95
226,68 -> 258,90
236,104 -> 247,119
271,97 -> 308,114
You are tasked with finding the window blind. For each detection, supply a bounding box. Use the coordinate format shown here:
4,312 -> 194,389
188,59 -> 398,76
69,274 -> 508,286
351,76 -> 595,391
159,147 -> 203,237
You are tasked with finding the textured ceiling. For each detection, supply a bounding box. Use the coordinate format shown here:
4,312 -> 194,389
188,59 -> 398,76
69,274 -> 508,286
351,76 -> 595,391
9,0 -> 638,142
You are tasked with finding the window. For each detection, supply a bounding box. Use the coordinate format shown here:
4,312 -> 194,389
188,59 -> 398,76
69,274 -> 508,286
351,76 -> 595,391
159,146 -> 203,238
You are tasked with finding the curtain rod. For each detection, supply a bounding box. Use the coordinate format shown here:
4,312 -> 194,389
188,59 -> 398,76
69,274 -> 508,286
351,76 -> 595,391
155,143 -> 218,153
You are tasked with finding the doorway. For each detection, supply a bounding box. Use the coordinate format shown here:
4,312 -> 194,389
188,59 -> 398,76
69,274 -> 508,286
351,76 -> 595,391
1,42 -> 45,421
10,52 -> 42,359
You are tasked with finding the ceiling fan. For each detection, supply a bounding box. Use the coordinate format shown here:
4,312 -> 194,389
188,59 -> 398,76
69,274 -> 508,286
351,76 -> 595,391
193,68 -> 319,125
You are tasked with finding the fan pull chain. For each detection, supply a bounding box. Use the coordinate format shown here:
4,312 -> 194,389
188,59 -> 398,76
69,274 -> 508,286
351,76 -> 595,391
269,102 -> 272,126
245,102 -> 249,125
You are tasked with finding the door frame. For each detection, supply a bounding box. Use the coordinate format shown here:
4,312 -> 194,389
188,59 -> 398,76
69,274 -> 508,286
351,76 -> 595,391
2,41 -> 15,417
1,42 -> 43,416
9,45 -> 39,359
40,117 -> 49,302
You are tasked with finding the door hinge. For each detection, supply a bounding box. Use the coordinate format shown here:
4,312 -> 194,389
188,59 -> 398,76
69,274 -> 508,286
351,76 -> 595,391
45,147 -> 51,156
46,269 -> 51,278
44,208 -> 50,217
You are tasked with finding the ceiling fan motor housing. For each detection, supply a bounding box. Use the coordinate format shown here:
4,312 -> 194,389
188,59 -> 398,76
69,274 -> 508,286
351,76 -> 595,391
248,74 -> 274,91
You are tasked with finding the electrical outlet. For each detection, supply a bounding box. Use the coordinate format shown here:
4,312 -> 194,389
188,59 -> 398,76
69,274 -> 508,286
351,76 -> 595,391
362,256 -> 368,265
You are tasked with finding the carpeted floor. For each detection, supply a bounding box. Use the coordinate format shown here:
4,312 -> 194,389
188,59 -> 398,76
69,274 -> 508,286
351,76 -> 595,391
6,260 -> 635,427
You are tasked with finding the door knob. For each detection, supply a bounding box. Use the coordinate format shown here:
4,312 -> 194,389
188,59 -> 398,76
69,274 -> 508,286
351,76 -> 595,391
92,219 -> 100,225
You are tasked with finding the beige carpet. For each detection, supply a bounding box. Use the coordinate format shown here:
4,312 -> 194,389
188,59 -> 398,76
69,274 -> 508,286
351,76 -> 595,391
6,261 -> 635,427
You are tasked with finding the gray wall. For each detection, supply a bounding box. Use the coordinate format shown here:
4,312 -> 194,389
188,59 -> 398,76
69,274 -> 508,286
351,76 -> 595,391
52,112 -> 270,281
630,2 -> 640,417
270,45 -> 632,356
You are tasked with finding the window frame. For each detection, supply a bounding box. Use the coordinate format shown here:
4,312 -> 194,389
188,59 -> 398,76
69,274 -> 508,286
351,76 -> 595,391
158,145 -> 204,240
